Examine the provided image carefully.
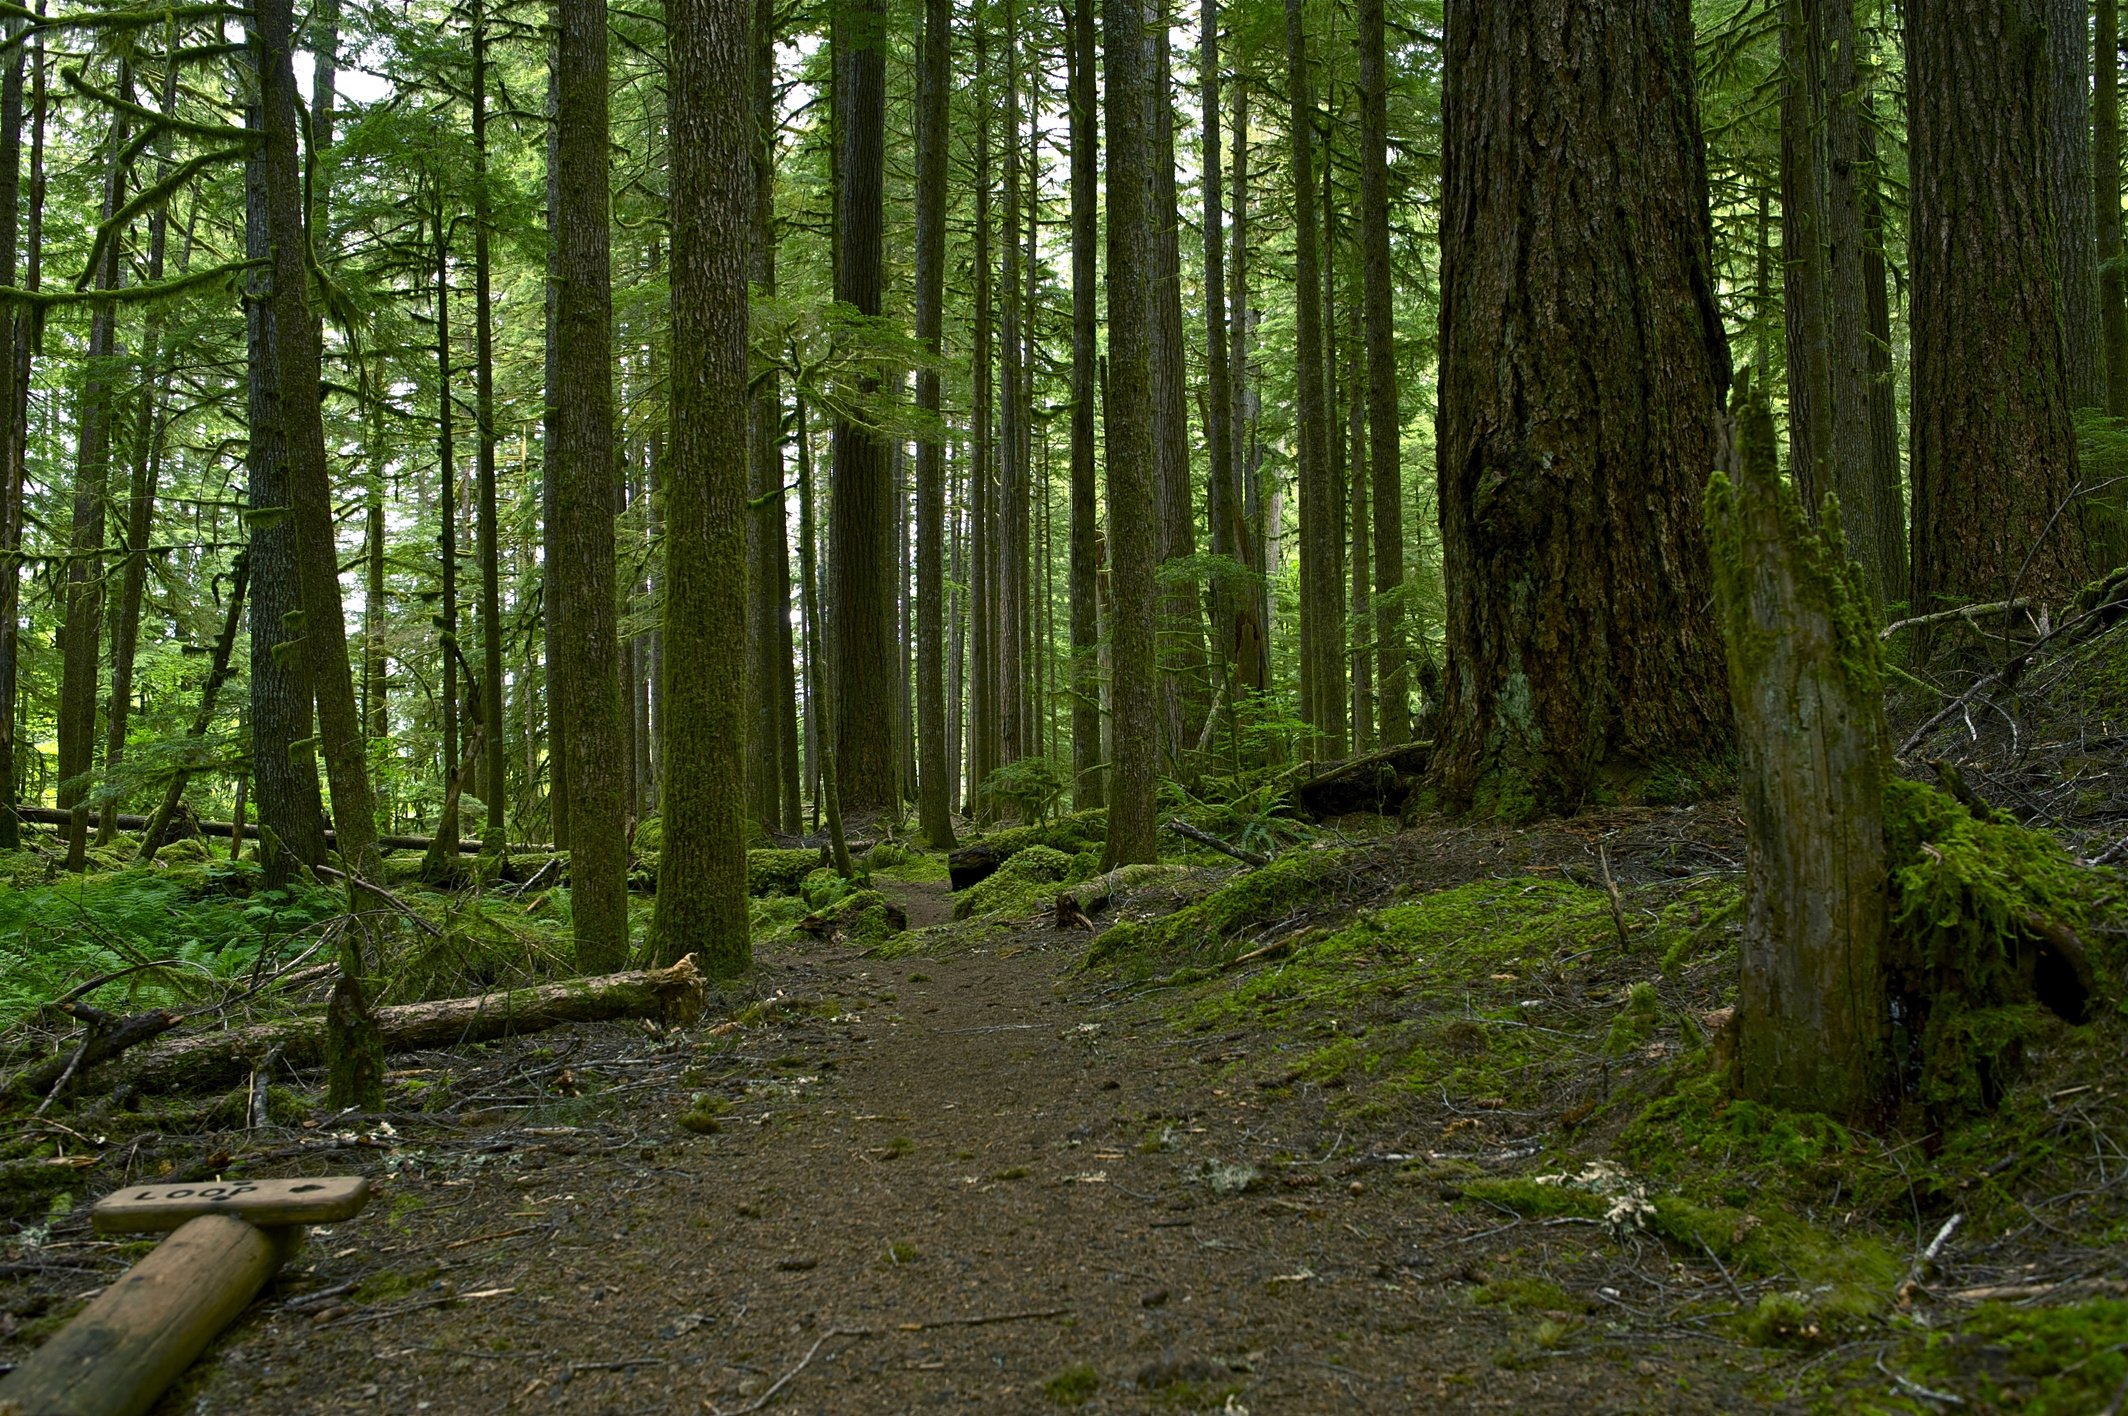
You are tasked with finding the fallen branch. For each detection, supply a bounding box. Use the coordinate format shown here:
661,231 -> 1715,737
8,804 -> 551,857
115,956 -> 707,1094
1164,819 -> 1269,868
1878,597 -> 2033,641
12,1003 -> 185,1100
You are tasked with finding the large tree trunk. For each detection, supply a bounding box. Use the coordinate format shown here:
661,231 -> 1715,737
424,202 -> 462,881
1149,13 -> 1203,777
914,0 -> 957,848
1908,0 -> 2092,618
827,0 -> 895,815
1707,376 -> 1888,1118
551,0 -> 628,968
1287,0 -> 1342,759
656,0 -> 752,977
1102,0 -> 1159,866
57,95 -> 130,872
1228,81 -> 1268,702
1432,0 -> 1734,817
1861,101 -> 1909,601
1358,0 -> 1405,744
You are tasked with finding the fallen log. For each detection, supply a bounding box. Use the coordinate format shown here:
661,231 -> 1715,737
6,805 -> 550,857
1285,740 -> 1433,820
114,956 -> 707,1094
16,1004 -> 185,1100
1164,819 -> 1270,868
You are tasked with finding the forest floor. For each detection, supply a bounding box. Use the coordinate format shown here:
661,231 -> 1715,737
2,800 -> 2125,1414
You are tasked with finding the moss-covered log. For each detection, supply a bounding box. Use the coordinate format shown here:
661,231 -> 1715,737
110,957 -> 707,1094
1706,374 -> 1889,1116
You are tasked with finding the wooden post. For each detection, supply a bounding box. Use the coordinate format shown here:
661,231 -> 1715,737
1704,372 -> 1890,1116
0,1179 -> 368,1416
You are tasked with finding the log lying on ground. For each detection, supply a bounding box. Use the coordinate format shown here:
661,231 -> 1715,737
7,805 -> 549,857
113,956 -> 706,1094
16,1004 -> 185,1099
1286,739 -> 1433,819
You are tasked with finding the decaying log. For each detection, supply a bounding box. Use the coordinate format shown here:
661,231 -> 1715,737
7,805 -> 548,857
15,1004 -> 185,1100
1285,740 -> 1433,820
948,842 -> 1008,892
114,956 -> 707,1094
1163,819 -> 1270,868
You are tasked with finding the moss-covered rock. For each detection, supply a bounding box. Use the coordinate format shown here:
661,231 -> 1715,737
951,845 -> 1074,921
800,889 -> 907,946
1084,847 -> 1349,970
748,848 -> 824,898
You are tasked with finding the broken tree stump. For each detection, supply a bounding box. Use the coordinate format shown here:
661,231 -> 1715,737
0,1178 -> 369,1416
1286,740 -> 1433,820
1704,373 -> 1889,1116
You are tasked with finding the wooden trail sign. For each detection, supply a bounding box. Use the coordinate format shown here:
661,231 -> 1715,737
0,1177 -> 370,1416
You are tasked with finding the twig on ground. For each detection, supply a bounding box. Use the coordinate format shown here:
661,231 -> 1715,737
709,1328 -> 872,1415
1599,845 -> 1630,950
1164,819 -> 1270,868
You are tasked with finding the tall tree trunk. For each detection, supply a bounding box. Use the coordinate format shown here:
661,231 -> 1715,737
1433,0 -> 1735,816
551,0 -> 628,966
1149,9 -> 1202,774
1066,0 -> 1103,811
101,58 -> 184,845
656,0 -> 751,975
970,14 -> 996,813
914,0 -> 957,847
472,0 -> 507,852
1358,0 -> 1405,743
58,89 -> 132,872
2101,0 -> 2128,416
1908,0 -> 2093,618
255,0 -> 384,1109
998,11 -> 1026,779
1103,0 -> 1159,865
1861,97 -> 1909,600
2053,0 -> 2105,410
244,94 -> 328,883
1199,0 -> 1236,713
425,202 -> 462,881
1782,0 -> 1891,603
541,62 -> 569,851
1229,80 -> 1268,700
0,20 -> 28,851
1286,0 -> 1341,758
827,0 -> 895,814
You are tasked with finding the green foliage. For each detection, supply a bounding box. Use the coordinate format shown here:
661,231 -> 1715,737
1876,1299 -> 2128,1413
748,848 -> 824,898
808,889 -> 905,946
1042,1363 -> 1100,1406
0,858 -> 341,1025
977,757 -> 1067,823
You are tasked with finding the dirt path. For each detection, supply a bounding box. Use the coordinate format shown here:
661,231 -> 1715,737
123,881 -> 1783,1413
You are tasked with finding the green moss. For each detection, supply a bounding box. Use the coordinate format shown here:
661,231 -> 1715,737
1083,847 -> 1353,970
809,889 -> 906,946
1042,1363 -> 1100,1406
952,845 -> 1074,921
1880,777 -> 2107,1115
1604,981 -> 1662,1055
1878,1299 -> 2128,1413
867,845 -> 949,884
961,810 -> 1109,871
1477,1277 -> 1590,1314
747,848 -> 823,898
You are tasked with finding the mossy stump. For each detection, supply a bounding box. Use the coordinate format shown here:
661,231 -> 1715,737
1705,374 -> 1889,1117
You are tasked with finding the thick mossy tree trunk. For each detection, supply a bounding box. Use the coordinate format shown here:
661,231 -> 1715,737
1707,376 -> 1889,1118
1358,0 -> 1405,743
654,0 -> 752,977
0,23 -> 26,854
1100,0 -> 1159,867
1431,0 -> 1734,817
2101,0 -> 2128,417
1907,0 -> 2091,616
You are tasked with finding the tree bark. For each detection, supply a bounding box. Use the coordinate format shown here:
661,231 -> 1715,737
2053,0 -> 2105,410
1287,0 -> 1342,758
0,21 -> 26,852
1102,0 -> 1160,865
1432,0 -> 1734,816
1707,375 -> 1888,1118
1908,0 -> 2092,618
2102,0 -> 2128,416
1065,0 -> 1103,812
551,0 -> 628,968
426,200 -> 462,879
913,0 -> 957,848
57,91 -> 130,872
1358,0 -> 1405,744
472,1 -> 507,851
656,0 -> 752,977
827,0 -> 895,815
1149,9 -> 1202,775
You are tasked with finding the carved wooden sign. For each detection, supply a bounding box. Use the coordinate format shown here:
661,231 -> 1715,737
91,1176 -> 370,1235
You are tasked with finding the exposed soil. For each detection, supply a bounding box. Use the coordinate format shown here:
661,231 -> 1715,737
3,870 -> 1804,1414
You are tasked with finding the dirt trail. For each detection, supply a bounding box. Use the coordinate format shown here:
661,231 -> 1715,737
103,879 -> 1782,1413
